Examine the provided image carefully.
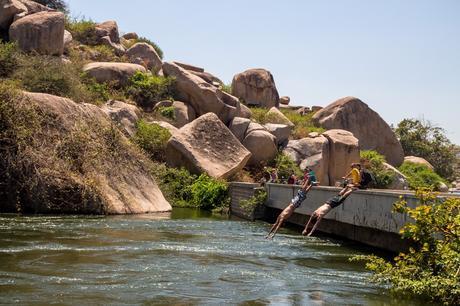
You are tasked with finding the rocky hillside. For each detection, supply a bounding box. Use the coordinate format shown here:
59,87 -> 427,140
0,1 -> 450,214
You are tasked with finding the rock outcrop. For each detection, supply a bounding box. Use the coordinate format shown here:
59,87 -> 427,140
95,20 -> 120,43
231,68 -> 279,108
279,96 -> 290,105
266,107 -> 294,127
0,0 -> 27,31
404,156 -> 434,170
323,129 -> 360,185
229,117 -> 251,142
126,42 -> 162,72
243,129 -> 278,166
264,123 -> 291,147
100,100 -> 141,137
313,97 -> 404,166
172,101 -> 196,128
9,11 -> 65,55
162,62 -> 241,124
283,135 -> 330,186
166,113 -> 251,179
383,162 -> 409,190
83,62 -> 146,86
12,92 -> 171,214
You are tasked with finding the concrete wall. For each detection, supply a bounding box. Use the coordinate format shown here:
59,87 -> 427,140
229,182 -> 265,220
265,183 -> 459,252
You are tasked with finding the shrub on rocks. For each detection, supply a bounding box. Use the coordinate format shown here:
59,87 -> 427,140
126,71 -> 175,109
65,17 -> 99,45
360,150 -> 395,188
0,40 -> 19,78
399,161 -> 446,191
133,120 -> 171,162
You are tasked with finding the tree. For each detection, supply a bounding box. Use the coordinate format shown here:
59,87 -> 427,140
32,0 -> 68,13
352,189 -> 460,305
395,119 -> 456,181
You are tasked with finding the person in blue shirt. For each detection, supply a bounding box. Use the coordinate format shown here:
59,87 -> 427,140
304,167 -> 318,186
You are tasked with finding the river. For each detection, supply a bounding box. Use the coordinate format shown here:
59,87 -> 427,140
0,208 -> 428,305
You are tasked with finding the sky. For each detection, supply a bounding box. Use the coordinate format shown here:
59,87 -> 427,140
66,0 -> 460,144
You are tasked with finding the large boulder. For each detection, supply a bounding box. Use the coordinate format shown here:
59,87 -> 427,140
8,92 -> 171,214
264,123 -> 291,147
313,97 -> 404,166
404,156 -> 434,170
162,62 -> 241,124
0,0 -> 27,31
229,117 -> 251,142
172,61 -> 204,72
95,20 -> 120,44
231,68 -> 279,108
126,42 -> 162,72
83,62 -> 146,87
323,129 -> 360,186
166,113 -> 251,179
266,106 -> 294,126
100,100 -> 141,137
9,11 -> 65,55
283,135 -> 330,186
242,130 -> 278,166
172,101 -> 196,128
18,0 -> 51,13
279,96 -> 290,105
238,103 -> 252,119
383,162 -> 409,190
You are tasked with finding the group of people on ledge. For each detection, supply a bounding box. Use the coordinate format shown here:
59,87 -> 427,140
266,163 -> 371,239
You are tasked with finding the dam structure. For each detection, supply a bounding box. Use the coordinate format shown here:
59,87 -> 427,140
230,182 -> 459,252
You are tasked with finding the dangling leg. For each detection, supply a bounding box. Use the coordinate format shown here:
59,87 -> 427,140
302,213 -> 316,236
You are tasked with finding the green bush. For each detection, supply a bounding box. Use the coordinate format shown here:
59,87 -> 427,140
220,83 -> 232,94
152,164 -> 229,211
157,106 -> 175,120
0,41 -> 19,78
360,150 -> 395,188
133,120 -> 171,161
399,161 -> 445,191
189,174 -> 229,210
351,189 -> 460,305
239,189 -> 267,214
33,0 -> 68,12
272,153 -> 302,182
249,107 -> 324,139
152,164 -> 196,207
66,18 -> 98,45
126,71 -> 175,108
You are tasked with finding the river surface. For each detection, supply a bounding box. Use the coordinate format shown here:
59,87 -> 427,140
0,209 -> 428,305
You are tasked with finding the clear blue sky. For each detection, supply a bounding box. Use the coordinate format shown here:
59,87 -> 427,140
66,0 -> 460,145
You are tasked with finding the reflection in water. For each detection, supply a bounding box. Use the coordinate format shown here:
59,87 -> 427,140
0,208 -> 427,305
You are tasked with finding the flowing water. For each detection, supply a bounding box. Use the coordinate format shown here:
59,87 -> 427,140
0,209 -> 428,305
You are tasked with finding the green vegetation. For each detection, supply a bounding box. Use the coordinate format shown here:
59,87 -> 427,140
360,150 -> 394,188
189,174 -> 229,211
157,106 -> 175,120
239,189 -> 267,214
352,189 -> 460,305
153,164 -> 229,211
122,36 -> 164,60
395,118 -> 456,181
220,83 -> 232,94
273,153 -> 302,181
0,41 -> 19,78
279,108 -> 325,139
133,120 -> 171,162
249,107 -> 324,139
399,162 -> 445,191
65,17 -> 99,46
126,71 -> 175,108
